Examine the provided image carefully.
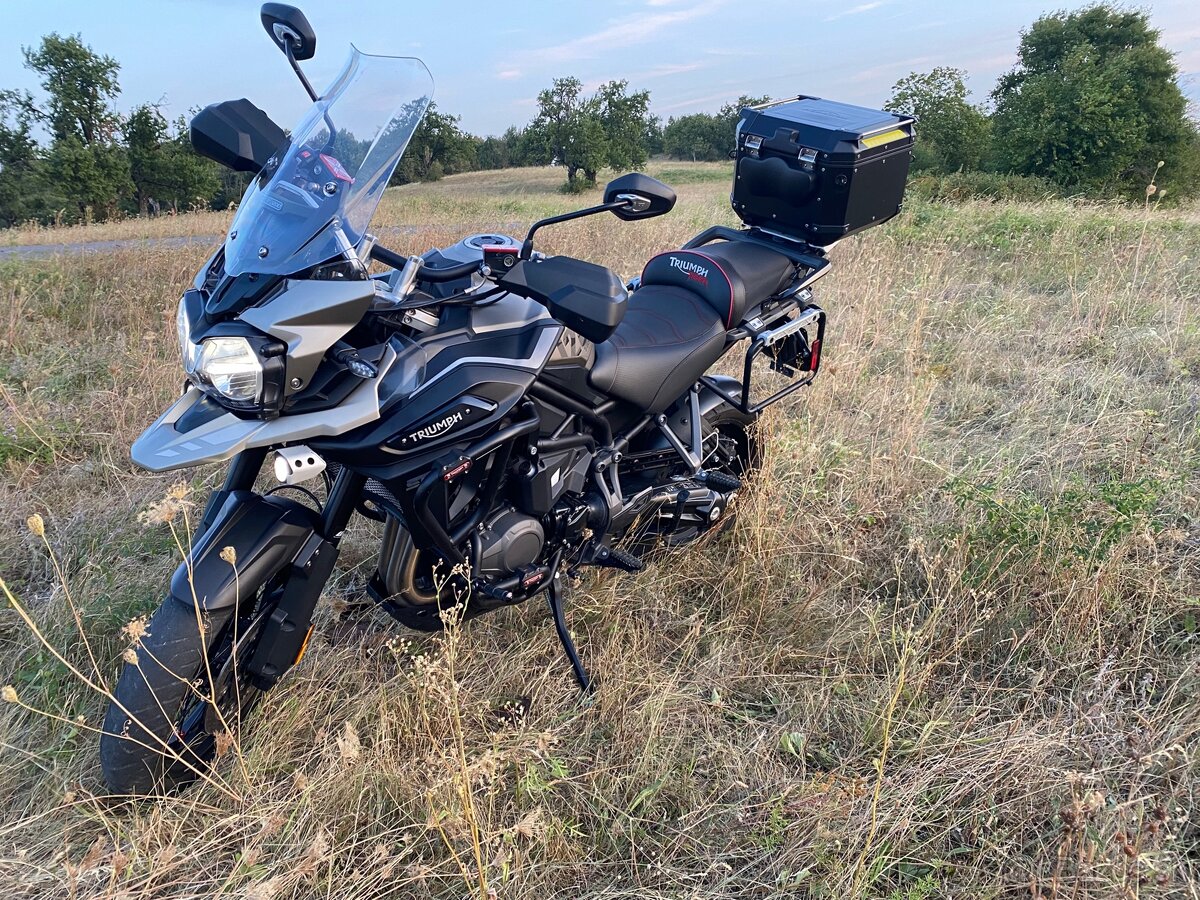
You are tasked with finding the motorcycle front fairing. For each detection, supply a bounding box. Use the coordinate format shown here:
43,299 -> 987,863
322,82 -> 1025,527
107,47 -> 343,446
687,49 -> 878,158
134,49 -> 435,472
132,340 -> 403,472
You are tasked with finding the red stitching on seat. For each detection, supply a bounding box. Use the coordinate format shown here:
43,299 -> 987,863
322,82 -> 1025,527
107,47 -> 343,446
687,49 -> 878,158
640,250 -> 738,327
684,251 -> 737,327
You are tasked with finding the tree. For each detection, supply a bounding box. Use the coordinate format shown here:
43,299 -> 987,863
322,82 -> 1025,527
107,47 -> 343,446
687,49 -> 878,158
662,95 -> 769,162
125,104 -> 171,215
23,33 -> 121,146
393,102 -> 478,183
990,5 -> 1195,196
21,32 -> 130,222
0,90 -> 41,226
593,80 -> 654,178
887,67 -> 990,173
43,135 -> 130,222
525,77 -> 603,188
663,113 -> 724,161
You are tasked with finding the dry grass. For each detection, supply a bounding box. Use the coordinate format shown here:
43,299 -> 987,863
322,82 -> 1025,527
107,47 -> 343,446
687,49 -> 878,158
1,165 -> 1199,899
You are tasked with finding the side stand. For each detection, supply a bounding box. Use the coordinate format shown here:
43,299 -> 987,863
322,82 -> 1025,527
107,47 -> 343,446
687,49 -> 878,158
546,575 -> 592,693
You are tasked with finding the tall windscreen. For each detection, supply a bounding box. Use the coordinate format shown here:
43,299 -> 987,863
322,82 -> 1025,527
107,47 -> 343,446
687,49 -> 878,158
224,49 -> 433,277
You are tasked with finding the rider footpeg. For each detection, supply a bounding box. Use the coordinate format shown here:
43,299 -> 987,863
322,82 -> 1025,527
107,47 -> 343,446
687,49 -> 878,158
594,546 -> 644,573
700,470 -> 742,493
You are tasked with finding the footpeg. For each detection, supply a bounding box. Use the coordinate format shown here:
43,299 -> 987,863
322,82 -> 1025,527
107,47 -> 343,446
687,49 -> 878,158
699,470 -> 742,493
594,545 -> 644,573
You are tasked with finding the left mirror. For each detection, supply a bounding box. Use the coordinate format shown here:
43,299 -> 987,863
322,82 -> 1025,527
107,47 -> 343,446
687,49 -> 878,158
260,3 -> 317,60
604,172 -> 676,221
190,99 -> 286,173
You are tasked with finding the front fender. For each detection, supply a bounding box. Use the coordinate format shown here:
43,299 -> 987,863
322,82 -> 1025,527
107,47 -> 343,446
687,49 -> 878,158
169,491 -> 319,611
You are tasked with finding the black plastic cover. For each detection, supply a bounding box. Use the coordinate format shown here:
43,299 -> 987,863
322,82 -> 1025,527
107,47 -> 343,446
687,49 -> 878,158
501,256 -> 627,343
190,99 -> 287,174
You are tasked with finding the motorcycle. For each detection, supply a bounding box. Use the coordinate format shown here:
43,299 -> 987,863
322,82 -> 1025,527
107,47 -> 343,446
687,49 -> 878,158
99,3 -> 913,793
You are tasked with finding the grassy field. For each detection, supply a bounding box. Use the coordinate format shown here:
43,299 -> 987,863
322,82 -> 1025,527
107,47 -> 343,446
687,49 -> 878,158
1,164 -> 1199,899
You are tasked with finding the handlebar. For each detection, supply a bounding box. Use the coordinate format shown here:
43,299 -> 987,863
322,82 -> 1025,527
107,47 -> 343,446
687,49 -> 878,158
368,244 -> 480,283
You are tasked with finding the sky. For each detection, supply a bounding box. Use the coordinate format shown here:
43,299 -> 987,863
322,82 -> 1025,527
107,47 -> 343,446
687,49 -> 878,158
1,0 -> 1198,138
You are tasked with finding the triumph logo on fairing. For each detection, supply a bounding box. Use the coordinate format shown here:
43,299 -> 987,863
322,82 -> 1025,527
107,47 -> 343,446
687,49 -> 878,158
408,411 -> 464,443
669,256 -> 709,286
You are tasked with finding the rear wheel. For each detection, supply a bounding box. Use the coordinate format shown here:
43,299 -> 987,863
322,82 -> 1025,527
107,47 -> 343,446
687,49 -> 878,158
100,579 -> 281,795
628,400 -> 760,552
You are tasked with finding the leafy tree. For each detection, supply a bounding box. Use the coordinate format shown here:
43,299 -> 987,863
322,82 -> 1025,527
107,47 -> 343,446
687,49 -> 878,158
887,67 -> 990,173
23,33 -> 120,145
662,95 -> 769,162
525,77 -> 603,188
663,113 -> 726,161
0,90 -> 41,226
125,104 -> 172,215
43,135 -> 130,222
20,33 -> 130,222
990,5 -> 1195,196
393,102 -> 478,183
593,80 -> 653,178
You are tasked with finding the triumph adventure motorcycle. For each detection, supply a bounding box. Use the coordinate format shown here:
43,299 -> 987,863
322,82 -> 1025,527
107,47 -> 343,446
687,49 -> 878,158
99,4 -> 914,793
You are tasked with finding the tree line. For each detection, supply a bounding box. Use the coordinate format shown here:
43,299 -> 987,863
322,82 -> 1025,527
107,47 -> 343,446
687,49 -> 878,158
885,6 -> 1200,200
1,3 -> 1197,229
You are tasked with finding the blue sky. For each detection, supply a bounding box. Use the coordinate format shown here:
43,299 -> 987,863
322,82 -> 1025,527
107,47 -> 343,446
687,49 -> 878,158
2,0 -> 1198,137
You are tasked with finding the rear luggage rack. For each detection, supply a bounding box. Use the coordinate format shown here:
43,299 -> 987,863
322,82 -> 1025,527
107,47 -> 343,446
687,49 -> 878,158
703,303 -> 826,415
685,224 -> 829,415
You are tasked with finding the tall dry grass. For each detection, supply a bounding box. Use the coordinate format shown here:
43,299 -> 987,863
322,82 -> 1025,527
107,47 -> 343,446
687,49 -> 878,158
0,167 -> 1198,898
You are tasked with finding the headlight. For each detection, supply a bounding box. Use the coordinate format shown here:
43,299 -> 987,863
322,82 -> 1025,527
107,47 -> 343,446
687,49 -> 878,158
177,299 -> 199,373
175,293 -> 286,416
195,337 -> 264,403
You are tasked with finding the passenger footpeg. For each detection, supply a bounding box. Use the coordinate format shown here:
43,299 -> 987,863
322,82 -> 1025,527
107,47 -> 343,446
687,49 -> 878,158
699,470 -> 742,493
594,545 -> 644,573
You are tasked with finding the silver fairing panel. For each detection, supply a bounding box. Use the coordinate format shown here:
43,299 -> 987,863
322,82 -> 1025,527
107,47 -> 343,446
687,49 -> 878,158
131,344 -> 399,472
241,278 -> 374,396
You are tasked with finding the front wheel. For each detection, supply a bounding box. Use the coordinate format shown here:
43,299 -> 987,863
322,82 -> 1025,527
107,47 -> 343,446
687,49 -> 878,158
100,587 -> 276,794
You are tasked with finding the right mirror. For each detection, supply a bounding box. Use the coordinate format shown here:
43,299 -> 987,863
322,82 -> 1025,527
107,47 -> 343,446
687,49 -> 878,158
260,3 -> 317,60
604,173 -> 676,221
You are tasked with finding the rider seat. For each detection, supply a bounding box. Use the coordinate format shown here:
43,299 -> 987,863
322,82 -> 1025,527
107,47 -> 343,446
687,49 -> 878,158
589,241 -> 795,413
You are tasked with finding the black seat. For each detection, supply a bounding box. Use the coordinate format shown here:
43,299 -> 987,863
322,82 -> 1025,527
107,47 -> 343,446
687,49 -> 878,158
639,240 -> 796,327
589,285 -> 726,414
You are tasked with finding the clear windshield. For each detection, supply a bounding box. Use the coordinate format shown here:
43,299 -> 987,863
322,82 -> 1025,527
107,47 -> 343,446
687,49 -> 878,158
224,48 -> 433,277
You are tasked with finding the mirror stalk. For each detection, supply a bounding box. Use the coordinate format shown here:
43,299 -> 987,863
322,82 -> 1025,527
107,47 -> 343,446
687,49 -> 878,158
521,200 -> 629,259
284,42 -> 319,102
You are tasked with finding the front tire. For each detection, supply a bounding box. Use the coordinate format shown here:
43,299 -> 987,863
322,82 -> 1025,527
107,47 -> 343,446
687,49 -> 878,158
100,592 -> 270,794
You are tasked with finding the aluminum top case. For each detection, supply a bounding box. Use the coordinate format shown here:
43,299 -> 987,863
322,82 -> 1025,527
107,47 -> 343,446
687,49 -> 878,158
732,96 -> 915,246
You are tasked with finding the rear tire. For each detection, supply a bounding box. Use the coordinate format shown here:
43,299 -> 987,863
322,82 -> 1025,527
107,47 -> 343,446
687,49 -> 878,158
627,400 -> 760,554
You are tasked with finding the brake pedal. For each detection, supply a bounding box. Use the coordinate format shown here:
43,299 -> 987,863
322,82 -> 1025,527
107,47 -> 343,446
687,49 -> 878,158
595,546 -> 644,573
700,470 -> 742,493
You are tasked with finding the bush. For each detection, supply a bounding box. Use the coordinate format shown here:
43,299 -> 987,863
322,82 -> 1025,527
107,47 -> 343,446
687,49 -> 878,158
907,171 -> 1061,203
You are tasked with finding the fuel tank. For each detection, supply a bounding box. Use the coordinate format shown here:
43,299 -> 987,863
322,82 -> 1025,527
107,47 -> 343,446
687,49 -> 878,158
310,293 -> 562,479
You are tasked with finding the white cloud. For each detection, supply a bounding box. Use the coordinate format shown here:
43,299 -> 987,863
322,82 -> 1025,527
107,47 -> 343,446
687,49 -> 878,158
497,69 -> 522,80
523,0 -> 727,65
824,1 -> 888,23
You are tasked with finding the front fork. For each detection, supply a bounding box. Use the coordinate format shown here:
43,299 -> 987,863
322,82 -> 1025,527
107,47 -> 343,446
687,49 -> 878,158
191,448 -> 365,689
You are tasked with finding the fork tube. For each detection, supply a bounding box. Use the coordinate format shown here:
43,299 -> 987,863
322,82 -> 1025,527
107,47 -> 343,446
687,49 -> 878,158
321,467 -> 366,542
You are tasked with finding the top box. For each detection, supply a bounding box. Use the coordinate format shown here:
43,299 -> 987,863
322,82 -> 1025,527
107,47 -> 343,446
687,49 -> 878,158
732,96 -> 915,247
